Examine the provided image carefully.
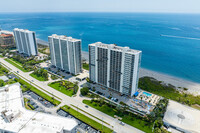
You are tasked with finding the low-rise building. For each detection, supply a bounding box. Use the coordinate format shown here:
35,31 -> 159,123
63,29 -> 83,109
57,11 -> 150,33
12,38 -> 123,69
0,83 -> 78,133
0,76 -> 9,82
0,33 -> 15,48
163,100 -> 200,133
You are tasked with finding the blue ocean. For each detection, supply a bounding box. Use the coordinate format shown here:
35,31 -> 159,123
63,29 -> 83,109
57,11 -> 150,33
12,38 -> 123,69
0,12 -> 200,83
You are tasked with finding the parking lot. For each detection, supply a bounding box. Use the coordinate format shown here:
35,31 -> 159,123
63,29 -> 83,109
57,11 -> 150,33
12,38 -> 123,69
39,62 -> 73,79
23,91 -> 55,113
23,90 -> 99,133
57,109 -> 99,133
89,84 -> 128,103
89,83 -> 155,113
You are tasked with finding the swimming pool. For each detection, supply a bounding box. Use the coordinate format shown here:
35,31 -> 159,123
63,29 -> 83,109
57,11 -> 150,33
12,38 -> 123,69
143,92 -> 152,97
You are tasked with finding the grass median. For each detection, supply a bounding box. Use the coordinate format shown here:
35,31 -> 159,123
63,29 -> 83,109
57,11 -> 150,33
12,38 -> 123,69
83,100 -> 153,133
16,78 -> 61,106
4,58 -> 29,72
60,105 -> 113,133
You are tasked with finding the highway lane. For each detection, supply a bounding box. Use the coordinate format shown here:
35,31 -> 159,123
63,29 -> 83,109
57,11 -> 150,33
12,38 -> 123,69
0,57 -> 144,133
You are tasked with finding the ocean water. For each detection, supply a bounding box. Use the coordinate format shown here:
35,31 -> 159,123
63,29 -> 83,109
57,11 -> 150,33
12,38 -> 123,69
0,12 -> 200,83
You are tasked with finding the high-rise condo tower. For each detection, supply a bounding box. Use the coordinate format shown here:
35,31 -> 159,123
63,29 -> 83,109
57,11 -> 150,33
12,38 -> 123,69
89,42 -> 142,96
48,34 -> 82,75
13,28 -> 38,56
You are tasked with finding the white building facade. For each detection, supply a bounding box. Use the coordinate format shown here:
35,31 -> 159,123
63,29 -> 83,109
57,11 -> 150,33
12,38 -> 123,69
0,83 -> 78,133
13,28 -> 38,56
48,34 -> 82,75
89,42 -> 142,96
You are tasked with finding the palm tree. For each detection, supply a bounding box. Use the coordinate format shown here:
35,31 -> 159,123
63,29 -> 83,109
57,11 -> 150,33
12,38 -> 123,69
95,95 -> 100,101
122,104 -> 128,113
65,81 -> 71,89
140,96 -> 143,106
74,81 -> 79,86
62,80 -> 65,86
33,66 -> 37,71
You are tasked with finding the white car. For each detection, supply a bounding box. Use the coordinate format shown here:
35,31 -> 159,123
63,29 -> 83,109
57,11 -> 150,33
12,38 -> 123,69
120,121 -> 125,126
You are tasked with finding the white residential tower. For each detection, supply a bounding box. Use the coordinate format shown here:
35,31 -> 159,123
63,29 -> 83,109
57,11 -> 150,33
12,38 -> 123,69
89,42 -> 142,96
13,28 -> 38,56
48,34 -> 82,75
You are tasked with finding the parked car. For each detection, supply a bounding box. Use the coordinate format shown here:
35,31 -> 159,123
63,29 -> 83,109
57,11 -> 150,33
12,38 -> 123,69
119,121 -> 125,126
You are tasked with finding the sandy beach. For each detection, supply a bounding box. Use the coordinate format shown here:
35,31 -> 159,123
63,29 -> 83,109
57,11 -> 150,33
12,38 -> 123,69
82,51 -> 200,96
139,68 -> 200,96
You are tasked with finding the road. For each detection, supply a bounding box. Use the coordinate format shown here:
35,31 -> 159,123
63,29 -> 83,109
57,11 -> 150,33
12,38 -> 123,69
0,57 -> 144,133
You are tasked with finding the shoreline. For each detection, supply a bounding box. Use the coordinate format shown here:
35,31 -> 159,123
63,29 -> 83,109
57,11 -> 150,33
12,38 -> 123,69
139,68 -> 200,96
81,51 -> 200,96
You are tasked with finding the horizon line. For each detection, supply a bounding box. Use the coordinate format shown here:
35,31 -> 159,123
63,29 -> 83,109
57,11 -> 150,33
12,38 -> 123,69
0,11 -> 200,15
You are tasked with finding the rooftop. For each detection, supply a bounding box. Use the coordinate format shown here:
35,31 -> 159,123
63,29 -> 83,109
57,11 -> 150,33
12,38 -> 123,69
13,28 -> 35,33
0,30 -> 13,35
0,34 -> 13,37
163,100 -> 200,133
89,42 -> 141,54
0,76 -> 9,81
49,34 -> 81,42
0,83 -> 77,133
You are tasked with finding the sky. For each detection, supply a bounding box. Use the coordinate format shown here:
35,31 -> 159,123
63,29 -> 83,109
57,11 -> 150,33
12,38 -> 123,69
1,0 -> 200,13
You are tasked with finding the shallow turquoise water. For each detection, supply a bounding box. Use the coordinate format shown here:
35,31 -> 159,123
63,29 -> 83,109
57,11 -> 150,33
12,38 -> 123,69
143,92 -> 152,97
0,12 -> 200,82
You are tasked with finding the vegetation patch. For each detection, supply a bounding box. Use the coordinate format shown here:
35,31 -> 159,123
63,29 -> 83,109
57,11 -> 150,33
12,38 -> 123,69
5,52 -> 48,72
83,63 -> 89,70
139,77 -> 200,107
83,99 -> 153,133
24,98 -> 32,110
0,64 -> 9,75
5,58 -> 29,72
28,103 -> 35,110
48,80 -> 78,97
51,74 -> 58,80
0,79 -> 17,87
15,78 -> 61,106
30,68 -> 48,81
80,87 -> 89,96
60,105 -> 113,133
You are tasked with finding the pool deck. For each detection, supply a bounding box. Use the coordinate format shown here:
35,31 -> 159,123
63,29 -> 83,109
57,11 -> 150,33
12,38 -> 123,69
135,90 -> 160,106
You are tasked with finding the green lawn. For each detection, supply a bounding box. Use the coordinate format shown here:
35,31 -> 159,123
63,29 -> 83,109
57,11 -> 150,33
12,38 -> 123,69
70,104 -> 110,126
24,98 -> 32,110
0,64 -> 10,75
15,78 -> 61,106
60,105 -> 113,133
4,58 -> 29,72
28,103 -> 35,110
9,58 -> 23,66
6,79 -> 17,85
30,72 -> 48,81
83,100 -> 153,133
83,63 -> 89,70
48,81 -> 77,97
